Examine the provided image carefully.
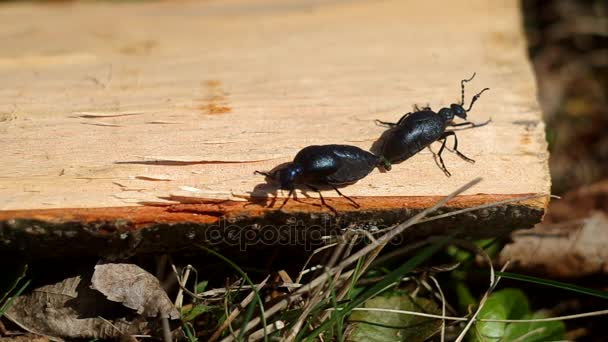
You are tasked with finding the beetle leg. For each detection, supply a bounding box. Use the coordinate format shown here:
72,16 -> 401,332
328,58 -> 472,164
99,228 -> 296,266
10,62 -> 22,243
395,112 -> 413,126
374,119 -> 397,128
449,118 -> 492,130
413,104 -> 431,112
436,137 -> 452,177
376,112 -> 413,127
442,131 -> 475,164
330,184 -> 360,209
306,184 -> 338,214
278,188 -> 294,210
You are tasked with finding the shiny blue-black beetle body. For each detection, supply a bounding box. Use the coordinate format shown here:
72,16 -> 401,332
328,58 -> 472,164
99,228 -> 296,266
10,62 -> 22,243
377,73 -> 490,176
256,144 -> 379,211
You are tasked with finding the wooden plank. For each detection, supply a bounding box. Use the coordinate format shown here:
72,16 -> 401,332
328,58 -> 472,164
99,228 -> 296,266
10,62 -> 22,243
0,0 -> 549,256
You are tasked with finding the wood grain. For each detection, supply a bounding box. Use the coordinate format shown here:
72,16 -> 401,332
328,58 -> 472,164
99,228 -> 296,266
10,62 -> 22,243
0,0 -> 549,255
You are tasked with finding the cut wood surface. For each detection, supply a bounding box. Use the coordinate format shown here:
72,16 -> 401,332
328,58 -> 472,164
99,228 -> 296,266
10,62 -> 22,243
0,0 -> 550,256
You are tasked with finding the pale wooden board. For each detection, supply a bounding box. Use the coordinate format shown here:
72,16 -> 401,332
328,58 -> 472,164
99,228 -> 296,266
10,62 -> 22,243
0,0 -> 549,212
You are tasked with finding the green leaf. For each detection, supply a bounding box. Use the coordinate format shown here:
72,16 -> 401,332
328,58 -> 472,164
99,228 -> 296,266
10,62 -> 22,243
181,303 -> 211,322
454,280 -> 476,313
471,288 -> 565,342
195,280 -> 209,294
347,292 -> 441,342
472,288 -> 529,342
503,312 -> 565,342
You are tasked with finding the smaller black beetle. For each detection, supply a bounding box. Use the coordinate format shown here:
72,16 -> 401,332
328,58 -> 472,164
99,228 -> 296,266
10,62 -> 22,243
377,73 -> 491,176
255,144 -> 379,212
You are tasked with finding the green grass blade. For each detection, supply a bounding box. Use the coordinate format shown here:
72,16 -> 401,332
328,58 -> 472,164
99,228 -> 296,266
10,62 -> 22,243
0,278 -> 31,317
198,246 -> 268,342
496,271 -> 608,300
0,264 -> 28,305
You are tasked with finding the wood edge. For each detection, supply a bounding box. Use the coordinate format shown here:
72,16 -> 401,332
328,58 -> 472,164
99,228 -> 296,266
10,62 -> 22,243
0,193 -> 549,227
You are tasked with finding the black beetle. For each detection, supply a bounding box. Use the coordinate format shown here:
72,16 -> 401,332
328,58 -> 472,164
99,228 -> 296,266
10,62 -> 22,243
255,144 -> 379,211
376,73 -> 490,176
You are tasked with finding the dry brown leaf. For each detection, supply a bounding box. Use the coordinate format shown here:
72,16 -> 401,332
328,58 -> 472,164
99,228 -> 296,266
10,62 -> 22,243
4,275 -> 150,341
91,263 -> 180,320
545,180 -> 608,223
498,212 -> 608,278
0,334 -> 50,342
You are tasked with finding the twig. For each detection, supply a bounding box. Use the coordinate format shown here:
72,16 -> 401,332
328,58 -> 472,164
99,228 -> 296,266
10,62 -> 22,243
219,269 -> 355,342
511,327 -> 547,342
454,262 -> 510,342
161,315 -> 172,342
451,239 -> 495,287
285,233 -> 352,341
249,321 -> 286,342
430,275 -> 446,342
174,265 -> 192,309
295,242 -> 338,284
329,306 -> 608,323
212,276 -> 269,342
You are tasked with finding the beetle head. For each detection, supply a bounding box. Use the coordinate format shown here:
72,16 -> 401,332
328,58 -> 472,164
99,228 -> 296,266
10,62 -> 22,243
451,104 -> 467,119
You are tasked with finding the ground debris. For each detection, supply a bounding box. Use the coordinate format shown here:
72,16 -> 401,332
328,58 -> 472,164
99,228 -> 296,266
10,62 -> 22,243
499,180 -> 608,277
91,262 -> 180,320
4,275 -> 152,341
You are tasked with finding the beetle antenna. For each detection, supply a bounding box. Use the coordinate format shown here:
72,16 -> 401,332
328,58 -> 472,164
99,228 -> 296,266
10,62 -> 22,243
460,72 -> 476,105
465,88 -> 490,112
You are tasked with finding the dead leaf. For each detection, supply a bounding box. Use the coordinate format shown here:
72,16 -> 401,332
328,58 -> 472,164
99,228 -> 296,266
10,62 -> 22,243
91,263 -> 180,320
4,275 -> 150,341
498,212 -> 608,277
544,180 -> 608,223
0,334 -> 49,342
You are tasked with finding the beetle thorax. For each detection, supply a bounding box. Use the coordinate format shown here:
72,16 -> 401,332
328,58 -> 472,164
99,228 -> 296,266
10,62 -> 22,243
438,107 -> 454,123
276,163 -> 303,190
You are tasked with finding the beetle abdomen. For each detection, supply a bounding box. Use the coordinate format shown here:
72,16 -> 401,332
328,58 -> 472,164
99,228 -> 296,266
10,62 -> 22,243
293,144 -> 378,184
328,147 -> 379,184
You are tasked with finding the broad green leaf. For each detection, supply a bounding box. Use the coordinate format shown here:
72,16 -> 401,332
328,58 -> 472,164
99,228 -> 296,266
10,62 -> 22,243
347,293 -> 441,342
503,312 -> 565,342
472,288 -> 529,342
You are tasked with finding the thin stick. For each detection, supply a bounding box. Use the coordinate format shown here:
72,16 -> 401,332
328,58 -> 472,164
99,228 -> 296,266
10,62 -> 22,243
174,265 -> 192,309
210,276 -> 269,342
285,233 -> 352,341
511,327 -> 547,342
161,315 -> 171,342
330,307 -> 608,324
451,239 -> 495,287
296,242 -> 338,284
325,178 -> 482,281
454,262 -> 510,342
430,275 -> 446,342
249,321 -> 286,342
372,193 -> 546,236
219,269 -> 356,342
